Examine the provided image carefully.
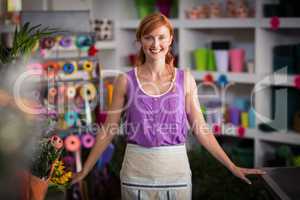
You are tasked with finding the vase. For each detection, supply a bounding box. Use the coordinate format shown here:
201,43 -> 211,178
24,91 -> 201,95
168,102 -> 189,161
19,171 -> 49,200
29,174 -> 49,200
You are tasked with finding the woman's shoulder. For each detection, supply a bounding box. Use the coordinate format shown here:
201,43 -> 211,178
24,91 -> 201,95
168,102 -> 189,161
176,67 -> 193,80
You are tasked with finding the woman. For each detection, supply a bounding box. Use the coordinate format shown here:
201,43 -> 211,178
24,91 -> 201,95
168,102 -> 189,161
72,13 -> 265,199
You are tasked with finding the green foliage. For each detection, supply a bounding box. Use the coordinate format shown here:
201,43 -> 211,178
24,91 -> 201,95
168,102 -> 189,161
0,22 -> 59,64
30,138 -> 61,179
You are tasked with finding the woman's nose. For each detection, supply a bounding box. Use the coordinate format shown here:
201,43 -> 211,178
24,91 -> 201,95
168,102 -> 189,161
152,38 -> 160,48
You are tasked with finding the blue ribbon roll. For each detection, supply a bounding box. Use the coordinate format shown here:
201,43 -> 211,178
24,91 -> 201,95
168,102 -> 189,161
64,111 -> 79,127
63,62 -> 77,75
217,74 -> 229,87
75,35 -> 93,51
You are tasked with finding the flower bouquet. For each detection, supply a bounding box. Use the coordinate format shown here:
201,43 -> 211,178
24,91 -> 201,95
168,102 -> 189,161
27,135 -> 72,200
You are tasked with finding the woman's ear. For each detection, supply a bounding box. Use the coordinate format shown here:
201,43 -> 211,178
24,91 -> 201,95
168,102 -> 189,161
134,40 -> 141,50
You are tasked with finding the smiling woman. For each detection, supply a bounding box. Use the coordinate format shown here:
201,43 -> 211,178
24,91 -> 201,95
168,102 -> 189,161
71,12 -> 266,200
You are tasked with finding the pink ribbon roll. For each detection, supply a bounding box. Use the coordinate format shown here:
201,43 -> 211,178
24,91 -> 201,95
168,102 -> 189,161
64,135 -> 81,152
81,133 -> 95,148
48,87 -> 57,97
50,135 -> 63,149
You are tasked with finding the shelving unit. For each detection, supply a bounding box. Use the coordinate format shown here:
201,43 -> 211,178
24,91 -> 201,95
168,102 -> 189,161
20,0 -> 300,168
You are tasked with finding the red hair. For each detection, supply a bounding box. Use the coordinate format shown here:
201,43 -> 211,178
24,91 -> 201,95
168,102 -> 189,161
136,13 -> 175,70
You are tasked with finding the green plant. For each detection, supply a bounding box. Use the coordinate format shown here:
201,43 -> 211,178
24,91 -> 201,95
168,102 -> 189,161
0,22 -> 58,64
30,137 -> 62,180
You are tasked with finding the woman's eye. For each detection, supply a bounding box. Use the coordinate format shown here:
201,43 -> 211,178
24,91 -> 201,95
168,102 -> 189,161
159,36 -> 166,40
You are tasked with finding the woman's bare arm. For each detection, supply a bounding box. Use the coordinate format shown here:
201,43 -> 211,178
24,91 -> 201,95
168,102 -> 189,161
73,73 -> 127,182
184,69 -> 265,184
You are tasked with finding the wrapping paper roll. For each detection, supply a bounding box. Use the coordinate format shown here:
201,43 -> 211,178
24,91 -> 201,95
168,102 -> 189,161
241,112 -> 249,128
80,83 -> 96,101
64,111 -> 79,127
67,86 -> 76,99
75,35 -> 93,51
106,83 -> 113,107
81,133 -> 95,148
83,60 -> 93,73
64,135 -> 81,152
59,36 -> 73,48
63,62 -> 77,75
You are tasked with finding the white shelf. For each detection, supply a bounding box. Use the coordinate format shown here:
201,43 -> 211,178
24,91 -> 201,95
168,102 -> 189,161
260,18 -> 300,29
119,19 -> 181,29
183,18 -> 257,29
217,127 -> 300,145
258,131 -> 300,145
258,73 -> 298,87
216,127 -> 259,140
191,70 -> 260,84
95,41 -> 116,50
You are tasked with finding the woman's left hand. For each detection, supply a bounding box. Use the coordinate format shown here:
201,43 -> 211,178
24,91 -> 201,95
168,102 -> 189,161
230,165 -> 266,185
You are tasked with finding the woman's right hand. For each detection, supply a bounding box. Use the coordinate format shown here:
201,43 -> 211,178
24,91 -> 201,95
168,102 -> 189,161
71,170 -> 87,185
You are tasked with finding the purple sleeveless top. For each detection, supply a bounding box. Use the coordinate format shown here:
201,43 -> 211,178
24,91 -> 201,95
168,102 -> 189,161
124,67 -> 188,147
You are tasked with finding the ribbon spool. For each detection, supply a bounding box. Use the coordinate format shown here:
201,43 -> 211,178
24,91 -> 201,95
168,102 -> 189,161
212,124 -> 221,135
81,133 -> 95,148
64,135 -> 81,152
203,73 -> 214,83
75,35 -> 93,51
64,111 -> 79,127
48,87 -> 57,105
63,156 -> 75,167
236,126 -> 245,138
294,75 -> 300,90
106,83 -> 113,107
48,87 -> 57,97
59,35 -> 73,48
50,135 -> 63,150
80,83 -> 96,101
67,86 -> 76,99
82,60 -> 93,73
40,37 -> 56,49
43,61 -> 60,77
62,62 -> 77,75
217,74 -> 229,87
27,63 -> 43,75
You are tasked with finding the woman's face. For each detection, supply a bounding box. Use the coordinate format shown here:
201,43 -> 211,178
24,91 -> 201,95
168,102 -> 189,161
140,25 -> 173,62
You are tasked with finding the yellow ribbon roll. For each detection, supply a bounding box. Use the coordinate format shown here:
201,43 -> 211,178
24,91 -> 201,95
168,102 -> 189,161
80,83 -> 96,101
106,83 -> 113,107
241,112 -> 249,128
83,60 -> 93,73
